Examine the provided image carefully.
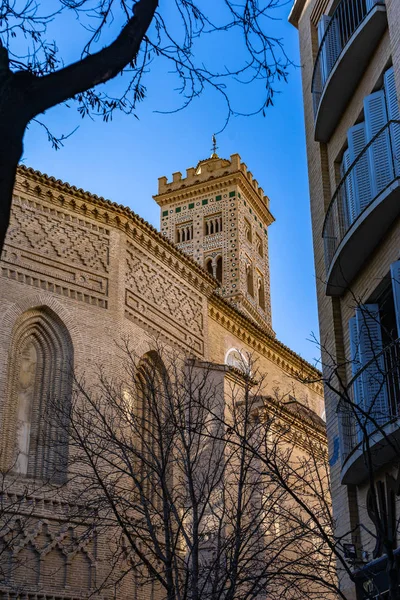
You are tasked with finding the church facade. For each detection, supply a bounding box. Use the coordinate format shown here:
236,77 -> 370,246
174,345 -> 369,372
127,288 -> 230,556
0,154 -> 325,597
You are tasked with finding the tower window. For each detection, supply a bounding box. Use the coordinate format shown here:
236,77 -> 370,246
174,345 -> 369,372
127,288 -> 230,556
244,218 -> 252,243
216,256 -> 223,283
257,274 -> 265,310
255,234 -> 263,257
246,261 -> 254,297
176,221 -> 193,243
205,257 -> 213,277
205,214 -> 222,236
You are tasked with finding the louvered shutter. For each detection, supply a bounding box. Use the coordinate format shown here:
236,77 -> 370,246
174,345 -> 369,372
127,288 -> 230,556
318,16 -> 341,86
341,149 -> 357,227
390,261 -> 400,338
364,91 -> 394,196
348,122 -> 372,215
349,316 -> 364,443
384,67 -> 400,176
356,304 -> 388,431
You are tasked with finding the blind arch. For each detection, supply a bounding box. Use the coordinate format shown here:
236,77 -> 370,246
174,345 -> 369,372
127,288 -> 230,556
4,307 -> 73,483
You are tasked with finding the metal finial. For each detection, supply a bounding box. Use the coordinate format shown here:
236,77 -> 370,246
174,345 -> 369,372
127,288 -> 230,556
211,134 -> 218,158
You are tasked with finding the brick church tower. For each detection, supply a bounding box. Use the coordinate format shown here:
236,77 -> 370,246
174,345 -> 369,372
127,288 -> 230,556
154,152 -> 275,335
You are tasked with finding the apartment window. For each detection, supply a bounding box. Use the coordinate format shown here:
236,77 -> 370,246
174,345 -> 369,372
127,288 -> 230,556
244,218 -> 252,243
176,221 -> 193,243
339,67 -> 400,229
346,261 -> 400,440
205,214 -> 222,236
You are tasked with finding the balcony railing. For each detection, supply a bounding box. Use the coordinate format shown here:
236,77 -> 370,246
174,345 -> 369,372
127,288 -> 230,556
323,120 -> 400,278
338,338 -> 400,464
312,0 -> 385,119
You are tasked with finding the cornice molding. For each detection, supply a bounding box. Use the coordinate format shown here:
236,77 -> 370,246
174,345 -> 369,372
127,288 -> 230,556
209,293 -> 323,396
261,395 -> 326,439
14,165 -> 217,297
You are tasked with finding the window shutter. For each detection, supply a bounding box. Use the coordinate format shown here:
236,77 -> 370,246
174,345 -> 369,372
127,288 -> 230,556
384,67 -> 400,177
356,304 -> 388,430
317,15 -> 329,44
390,260 -> 400,338
341,149 -> 357,226
364,90 -> 394,196
347,122 -> 372,215
349,316 -> 364,443
318,16 -> 341,86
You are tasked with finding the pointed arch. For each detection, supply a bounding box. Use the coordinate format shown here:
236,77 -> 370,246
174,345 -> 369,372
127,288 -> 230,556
135,352 -> 170,501
4,307 -> 73,482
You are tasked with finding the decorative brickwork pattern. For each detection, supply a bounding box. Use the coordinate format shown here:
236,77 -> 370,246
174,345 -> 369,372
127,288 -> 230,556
125,244 -> 205,353
2,196 -> 110,308
7,197 -> 109,273
1,519 -> 96,594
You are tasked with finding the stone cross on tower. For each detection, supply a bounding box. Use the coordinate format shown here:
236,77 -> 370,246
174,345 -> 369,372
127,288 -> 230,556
153,153 -> 275,334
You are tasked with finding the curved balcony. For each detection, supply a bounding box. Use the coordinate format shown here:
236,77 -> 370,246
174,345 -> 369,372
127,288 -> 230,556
312,0 -> 387,143
323,121 -> 400,296
339,338 -> 400,485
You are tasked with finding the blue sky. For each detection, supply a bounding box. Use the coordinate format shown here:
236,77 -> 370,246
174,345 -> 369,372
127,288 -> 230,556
20,2 -> 321,366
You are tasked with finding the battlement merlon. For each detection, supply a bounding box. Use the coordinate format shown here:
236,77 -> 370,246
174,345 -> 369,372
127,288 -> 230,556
153,153 -> 275,226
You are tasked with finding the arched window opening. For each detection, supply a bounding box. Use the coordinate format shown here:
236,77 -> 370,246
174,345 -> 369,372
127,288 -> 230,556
6,308 -> 73,483
258,276 -> 265,310
206,258 -> 213,277
205,214 -> 222,237
244,218 -> 252,243
256,234 -> 263,257
176,221 -> 193,244
216,256 -> 223,284
135,352 -> 170,504
225,348 -> 249,374
246,262 -> 254,297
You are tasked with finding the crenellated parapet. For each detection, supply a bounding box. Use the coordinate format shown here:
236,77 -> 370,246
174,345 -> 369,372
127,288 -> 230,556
156,153 -> 272,216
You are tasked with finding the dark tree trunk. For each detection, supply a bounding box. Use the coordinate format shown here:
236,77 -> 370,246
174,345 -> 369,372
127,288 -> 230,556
0,67 -> 33,258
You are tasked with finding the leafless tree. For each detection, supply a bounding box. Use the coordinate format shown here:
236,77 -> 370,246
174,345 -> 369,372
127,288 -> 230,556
52,341 -> 353,600
0,0 -> 291,255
